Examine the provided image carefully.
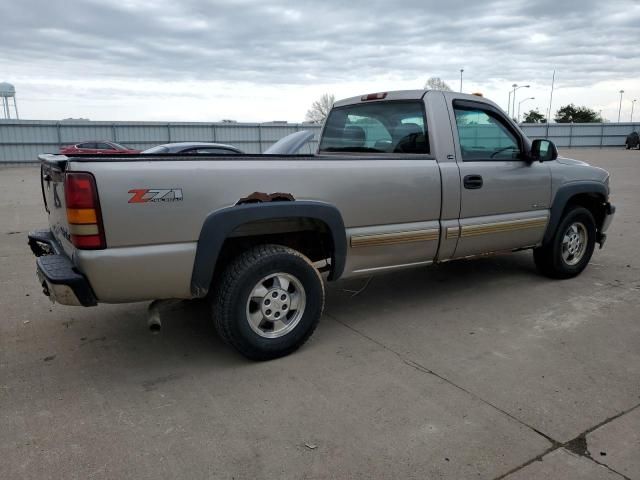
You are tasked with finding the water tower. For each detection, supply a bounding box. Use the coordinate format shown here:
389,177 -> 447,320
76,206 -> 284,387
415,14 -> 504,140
0,82 -> 19,119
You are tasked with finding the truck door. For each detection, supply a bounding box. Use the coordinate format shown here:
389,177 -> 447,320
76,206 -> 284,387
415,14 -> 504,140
448,98 -> 551,258
319,95 -> 442,276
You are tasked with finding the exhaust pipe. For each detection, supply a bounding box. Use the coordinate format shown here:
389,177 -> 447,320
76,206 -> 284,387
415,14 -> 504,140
147,299 -> 181,334
147,300 -> 162,334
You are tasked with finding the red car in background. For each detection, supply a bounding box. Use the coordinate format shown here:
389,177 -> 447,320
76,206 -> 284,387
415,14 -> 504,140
59,141 -> 141,155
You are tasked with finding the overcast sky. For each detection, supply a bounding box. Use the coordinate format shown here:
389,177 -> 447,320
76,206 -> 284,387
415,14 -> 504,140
1,0 -> 639,122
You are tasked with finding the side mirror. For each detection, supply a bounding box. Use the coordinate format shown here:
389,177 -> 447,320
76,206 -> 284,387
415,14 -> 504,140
530,139 -> 558,162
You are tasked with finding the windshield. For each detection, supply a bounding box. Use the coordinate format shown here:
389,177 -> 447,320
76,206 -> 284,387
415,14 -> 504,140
319,101 -> 429,154
111,142 -> 133,150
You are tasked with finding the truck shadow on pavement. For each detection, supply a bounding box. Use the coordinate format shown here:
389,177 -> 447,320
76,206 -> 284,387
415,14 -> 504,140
327,250 -> 542,312
64,251 -> 543,373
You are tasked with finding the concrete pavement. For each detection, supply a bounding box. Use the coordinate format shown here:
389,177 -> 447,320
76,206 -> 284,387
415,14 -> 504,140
1,148 -> 639,479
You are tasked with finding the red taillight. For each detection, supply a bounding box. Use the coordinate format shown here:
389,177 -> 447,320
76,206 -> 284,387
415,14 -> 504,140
361,92 -> 387,101
65,174 -> 95,208
71,234 -> 104,249
64,172 -> 106,250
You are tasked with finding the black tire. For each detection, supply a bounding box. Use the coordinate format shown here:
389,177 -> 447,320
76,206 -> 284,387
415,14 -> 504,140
212,244 -> 324,360
533,206 -> 596,279
625,142 -> 630,150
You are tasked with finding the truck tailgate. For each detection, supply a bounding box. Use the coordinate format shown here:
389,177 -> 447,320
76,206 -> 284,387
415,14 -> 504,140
39,156 -> 76,257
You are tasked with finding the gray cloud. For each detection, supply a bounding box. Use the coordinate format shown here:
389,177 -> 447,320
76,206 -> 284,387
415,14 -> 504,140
1,0 -> 638,88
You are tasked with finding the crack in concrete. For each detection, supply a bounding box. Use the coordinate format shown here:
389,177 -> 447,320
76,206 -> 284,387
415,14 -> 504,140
560,403 -> 640,480
563,434 -> 589,456
581,453 -> 633,480
324,312 -> 639,480
325,312 -> 558,443
497,403 -> 640,480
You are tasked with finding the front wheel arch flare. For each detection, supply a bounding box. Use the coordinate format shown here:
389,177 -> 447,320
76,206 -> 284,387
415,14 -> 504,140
543,182 -> 607,246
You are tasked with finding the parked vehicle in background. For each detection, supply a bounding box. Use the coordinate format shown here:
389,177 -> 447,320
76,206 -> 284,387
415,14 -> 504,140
625,131 -> 639,149
263,131 -> 315,154
59,141 -> 141,155
31,90 -> 615,361
142,142 -> 243,154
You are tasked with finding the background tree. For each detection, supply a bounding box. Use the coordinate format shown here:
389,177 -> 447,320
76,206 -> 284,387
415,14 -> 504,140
305,93 -> 335,124
555,104 -> 602,123
522,109 -> 547,123
424,77 -> 452,91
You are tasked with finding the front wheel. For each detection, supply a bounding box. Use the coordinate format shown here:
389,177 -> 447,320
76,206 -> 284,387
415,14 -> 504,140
212,244 -> 324,360
533,207 -> 596,279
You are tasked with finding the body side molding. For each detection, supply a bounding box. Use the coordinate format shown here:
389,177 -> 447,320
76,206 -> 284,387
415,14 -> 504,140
191,201 -> 346,297
350,228 -> 439,248
543,181 -> 608,245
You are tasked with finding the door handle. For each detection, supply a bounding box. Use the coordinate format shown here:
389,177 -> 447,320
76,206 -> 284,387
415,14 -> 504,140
463,175 -> 483,189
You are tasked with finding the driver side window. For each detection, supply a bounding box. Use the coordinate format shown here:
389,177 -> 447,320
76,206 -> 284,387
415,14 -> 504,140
454,106 -> 520,161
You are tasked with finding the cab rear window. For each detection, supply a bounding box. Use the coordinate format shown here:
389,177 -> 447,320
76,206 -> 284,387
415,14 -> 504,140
319,101 -> 429,154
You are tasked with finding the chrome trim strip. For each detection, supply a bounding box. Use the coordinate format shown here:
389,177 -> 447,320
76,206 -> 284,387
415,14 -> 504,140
353,259 -> 433,274
350,228 -> 440,248
460,217 -> 548,238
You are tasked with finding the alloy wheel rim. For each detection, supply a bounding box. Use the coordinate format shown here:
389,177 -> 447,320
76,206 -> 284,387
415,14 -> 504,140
561,221 -> 587,266
245,272 -> 306,338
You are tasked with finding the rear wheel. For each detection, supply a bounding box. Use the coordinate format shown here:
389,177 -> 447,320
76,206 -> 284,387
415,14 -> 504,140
533,207 -> 596,279
212,244 -> 324,360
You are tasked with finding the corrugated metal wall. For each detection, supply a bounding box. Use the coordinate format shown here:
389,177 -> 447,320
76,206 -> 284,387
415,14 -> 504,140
522,122 -> 639,147
1,120 -> 638,163
0,120 -> 323,162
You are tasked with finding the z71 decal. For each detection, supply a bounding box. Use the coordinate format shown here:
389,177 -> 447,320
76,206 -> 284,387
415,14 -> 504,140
128,188 -> 183,203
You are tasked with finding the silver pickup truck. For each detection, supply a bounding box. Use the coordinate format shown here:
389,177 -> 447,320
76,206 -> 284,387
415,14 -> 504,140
29,90 -> 615,360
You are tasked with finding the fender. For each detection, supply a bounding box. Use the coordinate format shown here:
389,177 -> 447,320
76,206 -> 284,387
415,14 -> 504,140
543,181 -> 608,245
190,201 -> 347,297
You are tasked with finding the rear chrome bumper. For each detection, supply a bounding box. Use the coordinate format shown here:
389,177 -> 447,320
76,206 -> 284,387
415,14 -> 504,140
28,229 -> 97,307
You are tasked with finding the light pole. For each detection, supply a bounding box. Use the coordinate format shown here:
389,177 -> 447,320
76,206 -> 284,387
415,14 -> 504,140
618,90 -> 624,122
507,84 -> 517,116
460,69 -> 464,92
512,85 -> 530,120
518,97 -> 535,123
631,99 -> 637,123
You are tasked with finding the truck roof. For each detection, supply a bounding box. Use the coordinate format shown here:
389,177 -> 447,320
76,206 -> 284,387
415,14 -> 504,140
333,89 -> 501,111
333,90 -> 427,107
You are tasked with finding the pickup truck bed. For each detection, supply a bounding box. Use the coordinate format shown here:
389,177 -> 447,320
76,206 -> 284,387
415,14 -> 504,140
37,151 -> 442,302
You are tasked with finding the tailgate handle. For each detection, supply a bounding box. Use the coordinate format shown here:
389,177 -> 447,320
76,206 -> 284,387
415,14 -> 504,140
463,175 -> 483,189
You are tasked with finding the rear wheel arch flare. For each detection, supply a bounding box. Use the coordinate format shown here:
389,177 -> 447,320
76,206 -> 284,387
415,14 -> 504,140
190,201 -> 346,297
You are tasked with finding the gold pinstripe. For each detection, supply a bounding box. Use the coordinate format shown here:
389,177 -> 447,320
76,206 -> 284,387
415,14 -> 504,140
446,226 -> 461,239
460,217 -> 548,238
351,228 -> 440,248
